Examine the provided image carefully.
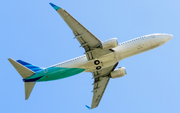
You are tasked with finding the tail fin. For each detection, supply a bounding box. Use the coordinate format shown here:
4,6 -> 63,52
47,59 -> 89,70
8,58 -> 36,100
16,60 -> 43,72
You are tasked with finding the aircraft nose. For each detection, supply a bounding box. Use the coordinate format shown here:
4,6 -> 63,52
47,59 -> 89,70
167,34 -> 173,40
165,34 -> 173,42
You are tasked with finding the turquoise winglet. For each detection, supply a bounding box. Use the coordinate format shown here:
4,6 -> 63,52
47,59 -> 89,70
49,3 -> 61,10
85,105 -> 91,110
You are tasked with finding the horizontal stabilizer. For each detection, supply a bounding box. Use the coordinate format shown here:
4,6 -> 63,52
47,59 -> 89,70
8,58 -> 35,79
25,82 -> 36,100
8,58 -> 37,100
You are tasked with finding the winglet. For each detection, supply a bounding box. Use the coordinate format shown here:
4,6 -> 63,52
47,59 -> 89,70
49,3 -> 61,10
85,105 -> 91,110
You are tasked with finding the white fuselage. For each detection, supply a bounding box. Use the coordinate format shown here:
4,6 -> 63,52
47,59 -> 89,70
51,33 -> 172,72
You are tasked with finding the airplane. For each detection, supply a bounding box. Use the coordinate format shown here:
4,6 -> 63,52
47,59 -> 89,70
8,3 -> 173,109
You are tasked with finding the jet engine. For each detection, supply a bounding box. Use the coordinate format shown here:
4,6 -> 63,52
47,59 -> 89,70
101,38 -> 118,49
110,67 -> 126,79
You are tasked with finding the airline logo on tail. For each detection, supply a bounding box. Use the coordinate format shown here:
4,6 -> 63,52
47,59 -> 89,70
17,60 -> 43,72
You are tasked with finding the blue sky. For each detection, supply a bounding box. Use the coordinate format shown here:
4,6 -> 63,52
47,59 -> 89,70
1,0 -> 180,112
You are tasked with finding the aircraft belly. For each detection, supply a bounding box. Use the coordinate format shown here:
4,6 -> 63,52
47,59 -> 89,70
83,52 -> 117,72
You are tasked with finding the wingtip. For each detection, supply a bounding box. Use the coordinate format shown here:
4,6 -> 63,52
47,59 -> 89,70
49,3 -> 61,10
8,58 -> 11,61
85,105 -> 91,110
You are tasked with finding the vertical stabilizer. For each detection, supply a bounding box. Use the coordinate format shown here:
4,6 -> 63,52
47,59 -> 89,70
25,82 -> 36,100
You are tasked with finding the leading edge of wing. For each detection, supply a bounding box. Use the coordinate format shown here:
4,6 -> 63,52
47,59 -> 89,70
49,3 -> 61,11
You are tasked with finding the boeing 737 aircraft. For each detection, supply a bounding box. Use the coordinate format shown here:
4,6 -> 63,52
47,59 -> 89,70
8,3 -> 173,109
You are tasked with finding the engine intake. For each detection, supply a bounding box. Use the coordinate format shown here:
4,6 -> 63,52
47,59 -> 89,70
110,67 -> 126,79
101,38 -> 118,49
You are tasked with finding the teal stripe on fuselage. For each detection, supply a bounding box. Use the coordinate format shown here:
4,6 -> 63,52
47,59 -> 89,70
24,66 -> 85,82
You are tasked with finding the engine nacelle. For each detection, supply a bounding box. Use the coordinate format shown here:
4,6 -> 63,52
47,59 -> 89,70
110,67 -> 126,79
101,38 -> 118,49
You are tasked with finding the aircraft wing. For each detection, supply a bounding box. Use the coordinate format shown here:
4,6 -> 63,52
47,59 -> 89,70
49,3 -> 119,109
90,63 -> 118,109
50,3 -> 102,52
